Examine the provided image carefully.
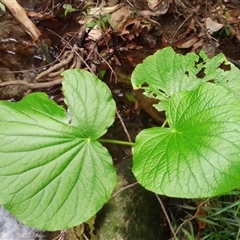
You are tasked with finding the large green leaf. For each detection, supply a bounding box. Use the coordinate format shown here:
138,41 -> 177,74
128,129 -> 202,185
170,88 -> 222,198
131,47 -> 240,111
0,69 -> 116,230
132,83 -> 240,198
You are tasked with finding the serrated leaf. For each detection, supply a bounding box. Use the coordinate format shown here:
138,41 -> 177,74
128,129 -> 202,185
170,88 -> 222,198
0,69 -> 116,230
62,69 -> 115,139
131,47 -> 240,111
132,83 -> 240,198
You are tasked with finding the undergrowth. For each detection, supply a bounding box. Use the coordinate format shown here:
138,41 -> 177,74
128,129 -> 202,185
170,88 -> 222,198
172,189 -> 240,240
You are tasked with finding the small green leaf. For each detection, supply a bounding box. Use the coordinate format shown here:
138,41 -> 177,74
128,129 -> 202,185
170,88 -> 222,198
106,14 -> 114,28
99,70 -> 106,79
126,93 -> 136,102
131,47 -> 240,111
63,4 -> 76,16
0,69 -> 116,230
132,83 -> 240,198
87,20 -> 97,28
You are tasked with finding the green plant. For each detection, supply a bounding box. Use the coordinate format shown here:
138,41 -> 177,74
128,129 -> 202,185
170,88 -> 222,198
87,14 -> 113,29
0,47 -> 240,230
173,189 -> 240,239
200,190 -> 240,240
63,3 -> 76,17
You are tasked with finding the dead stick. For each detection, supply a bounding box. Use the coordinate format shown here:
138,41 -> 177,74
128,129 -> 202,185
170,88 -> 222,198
34,50 -> 75,81
1,0 -> 41,41
155,194 -> 178,239
0,78 -> 63,89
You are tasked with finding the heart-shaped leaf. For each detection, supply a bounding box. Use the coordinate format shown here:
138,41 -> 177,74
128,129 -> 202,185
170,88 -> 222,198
0,69 -> 116,230
132,83 -> 240,198
131,47 -> 240,111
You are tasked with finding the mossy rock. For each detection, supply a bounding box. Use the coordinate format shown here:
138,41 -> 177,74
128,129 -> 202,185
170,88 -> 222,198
94,158 -> 167,240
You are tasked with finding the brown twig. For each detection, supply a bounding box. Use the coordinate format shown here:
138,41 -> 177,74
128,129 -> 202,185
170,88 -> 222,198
116,110 -> 132,142
0,78 -> 63,89
170,6 -> 200,45
111,182 -> 138,198
95,50 -> 118,82
196,19 -> 218,42
174,199 -> 209,237
155,194 -> 178,240
47,28 -> 94,74
1,0 -> 41,41
34,45 -> 77,81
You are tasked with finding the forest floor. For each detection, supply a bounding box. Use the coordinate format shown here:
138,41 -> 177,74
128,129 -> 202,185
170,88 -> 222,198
0,0 -> 240,239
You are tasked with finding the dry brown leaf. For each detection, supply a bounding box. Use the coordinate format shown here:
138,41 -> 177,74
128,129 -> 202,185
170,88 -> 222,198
121,18 -> 141,40
147,0 -> 162,10
27,11 -> 55,21
191,39 -> 204,52
197,207 -> 207,230
229,8 -> 240,17
205,17 -> 223,34
87,28 -> 103,41
161,34 -> 169,47
88,3 -> 124,17
27,11 -> 44,18
177,36 -> 199,48
111,6 -> 131,34
148,0 -> 170,14
202,39 -> 219,58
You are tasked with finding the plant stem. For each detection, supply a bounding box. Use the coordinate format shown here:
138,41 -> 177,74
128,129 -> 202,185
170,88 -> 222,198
161,119 -> 167,128
99,139 -> 134,146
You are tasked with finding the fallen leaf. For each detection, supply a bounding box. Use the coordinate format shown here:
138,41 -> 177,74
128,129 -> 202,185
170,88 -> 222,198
202,39 -> 219,58
205,17 -> 224,34
161,34 -> 169,47
27,11 -> 44,18
191,39 -> 204,52
148,0 -> 161,10
121,18 -> 142,40
196,201 -> 209,230
229,8 -> 240,17
176,36 -> 199,48
88,3 -> 124,17
87,28 -> 103,41
197,208 -> 207,230
111,6 -> 131,34
147,0 -> 170,14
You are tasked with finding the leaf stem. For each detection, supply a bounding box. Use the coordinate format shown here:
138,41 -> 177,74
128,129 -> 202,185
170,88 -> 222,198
161,119 -> 167,128
99,139 -> 134,146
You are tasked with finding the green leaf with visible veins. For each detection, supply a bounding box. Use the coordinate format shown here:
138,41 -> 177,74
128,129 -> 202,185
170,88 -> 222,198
0,69 -> 116,230
131,47 -> 240,111
132,83 -> 240,198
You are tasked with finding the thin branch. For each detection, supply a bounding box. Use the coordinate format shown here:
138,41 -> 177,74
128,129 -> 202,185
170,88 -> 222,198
1,0 -> 41,41
116,110 -> 132,142
174,199 -> 209,236
47,28 -> 94,74
170,12 -> 195,45
83,233 -> 90,240
95,50 -> 118,82
155,194 -> 178,240
34,45 -> 77,81
111,182 -> 138,198
0,78 -> 63,89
